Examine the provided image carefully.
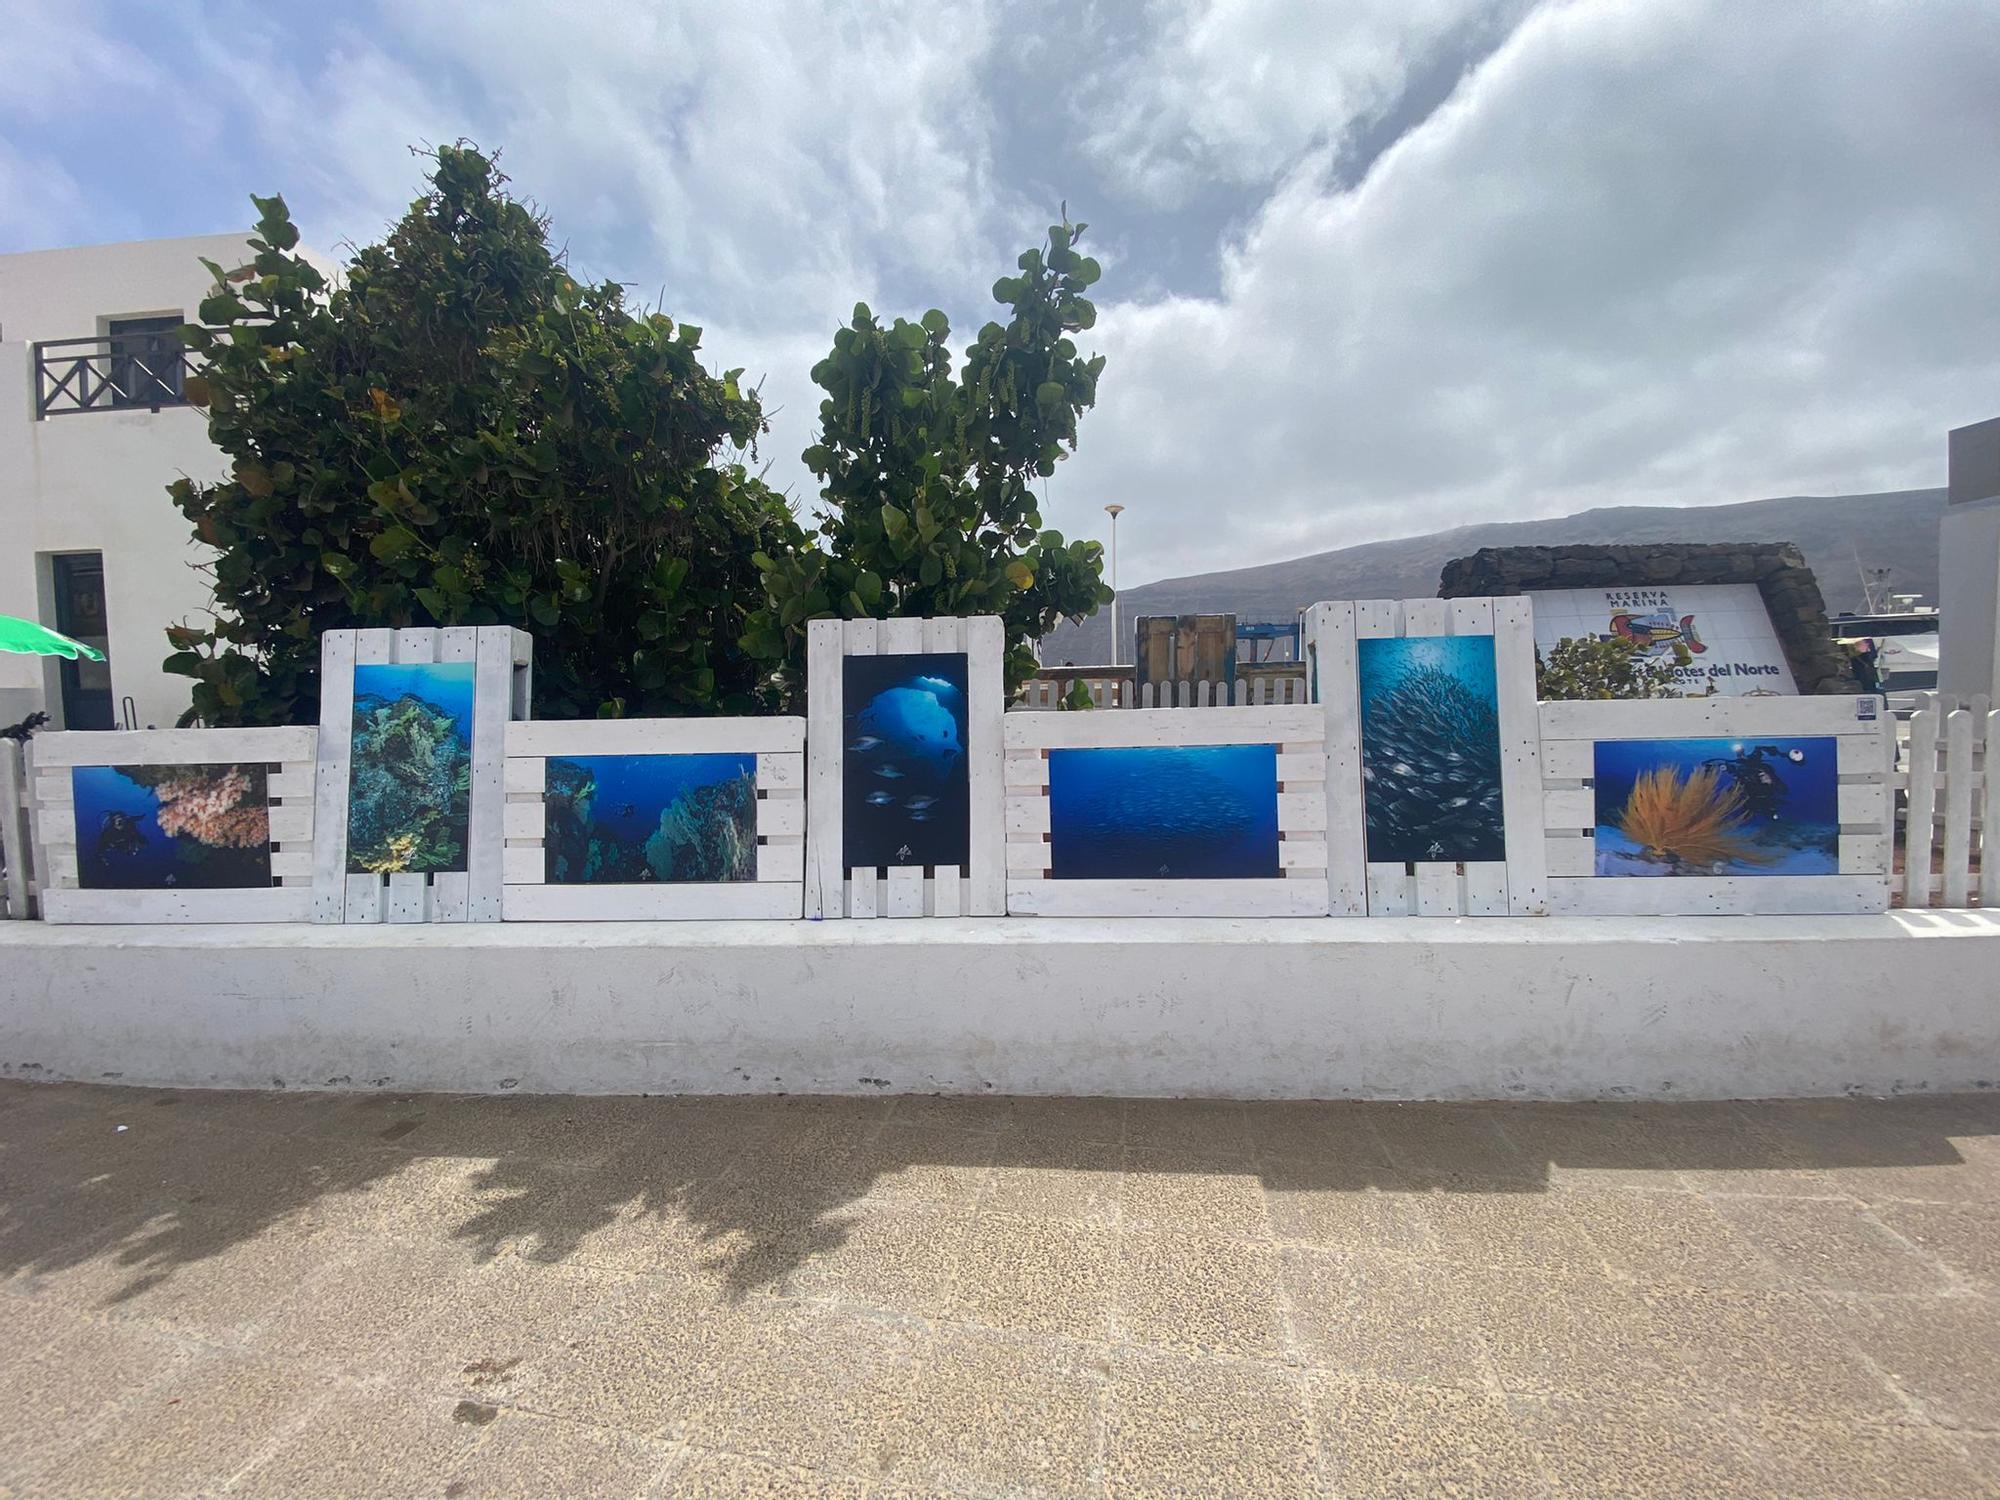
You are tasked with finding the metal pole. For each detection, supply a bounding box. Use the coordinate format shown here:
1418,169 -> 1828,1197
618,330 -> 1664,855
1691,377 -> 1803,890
1104,503 -> 1124,666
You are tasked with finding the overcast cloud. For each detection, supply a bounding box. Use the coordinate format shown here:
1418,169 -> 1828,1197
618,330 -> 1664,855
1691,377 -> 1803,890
3,0 -> 1995,585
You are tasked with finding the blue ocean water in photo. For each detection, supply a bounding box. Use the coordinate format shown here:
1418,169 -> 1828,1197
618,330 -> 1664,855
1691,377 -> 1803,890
1593,736 -> 1839,876
351,662 -> 475,743
544,752 -> 758,884
71,764 -> 271,890
1049,744 -> 1280,880
1357,635 -> 1504,864
843,652 -> 971,869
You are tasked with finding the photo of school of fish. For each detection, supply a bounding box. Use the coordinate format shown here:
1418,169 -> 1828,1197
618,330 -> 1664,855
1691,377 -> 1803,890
22,600 -> 1894,925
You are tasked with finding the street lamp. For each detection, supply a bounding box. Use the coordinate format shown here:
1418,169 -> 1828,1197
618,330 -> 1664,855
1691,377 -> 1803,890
1103,503 -> 1125,666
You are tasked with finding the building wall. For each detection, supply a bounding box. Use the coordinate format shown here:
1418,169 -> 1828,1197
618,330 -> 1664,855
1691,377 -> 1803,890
0,236 -> 333,730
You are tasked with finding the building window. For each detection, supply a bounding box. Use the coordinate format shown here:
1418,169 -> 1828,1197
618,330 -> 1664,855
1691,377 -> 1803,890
50,553 -> 115,730
106,315 -> 186,410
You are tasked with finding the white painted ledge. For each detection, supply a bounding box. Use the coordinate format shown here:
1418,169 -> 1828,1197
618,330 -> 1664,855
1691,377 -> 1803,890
1,914 -> 1996,1101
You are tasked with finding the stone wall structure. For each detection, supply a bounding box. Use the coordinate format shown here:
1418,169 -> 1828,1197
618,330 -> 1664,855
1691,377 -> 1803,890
1439,542 -> 1858,694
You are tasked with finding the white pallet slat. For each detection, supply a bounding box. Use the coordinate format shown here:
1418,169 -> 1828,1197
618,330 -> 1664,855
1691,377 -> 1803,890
803,619 -> 845,919
40,888 -> 313,924
1983,710 -> 2000,909
1005,878 -> 1330,918
504,883 -> 805,921
1541,695 -> 1888,742
1550,875 -> 1889,917
343,872 -> 384,923
885,866 -> 924,917
756,841 -> 805,883
393,626 -> 439,664
1544,789 -> 1596,831
433,870 -> 471,922
270,849 -> 313,880
756,755 -> 803,791
1003,755 -> 1050,788
931,864 -> 963,916
267,770 -> 316,801
1904,709 -> 1940,909
1543,837 -> 1596,878
385,872 -> 430,923
1367,863 -> 1411,916
1541,741 -> 1594,780
1007,801 -> 1052,836
505,717 -> 804,758
1278,841 -> 1329,870
1836,782 -> 1886,824
502,846 -> 543,885
264,804 -> 311,844
1304,601 -> 1366,916
1006,841 -> 1054,873
505,758 -> 546,795
1276,790 -> 1327,832
1942,708 -> 1975,907
503,801 -> 546,840
28,725 -> 318,768
1492,597 -> 1547,915
1840,736 -> 1892,774
879,616 -> 926,654
848,868 -> 879,918
1275,752 -> 1327,784
0,740 -> 30,919
755,797 -> 806,838
1464,862 -> 1511,915
1414,863 -> 1459,915
311,630 -> 359,923
466,627 -> 520,924
962,614 -> 1007,917
1840,834 -> 1890,875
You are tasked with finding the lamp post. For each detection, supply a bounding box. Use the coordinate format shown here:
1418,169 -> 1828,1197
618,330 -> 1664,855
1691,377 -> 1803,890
1103,503 -> 1125,666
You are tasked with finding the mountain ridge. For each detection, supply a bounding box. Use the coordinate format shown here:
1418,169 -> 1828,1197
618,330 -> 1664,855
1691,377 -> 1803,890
1042,488 -> 1945,663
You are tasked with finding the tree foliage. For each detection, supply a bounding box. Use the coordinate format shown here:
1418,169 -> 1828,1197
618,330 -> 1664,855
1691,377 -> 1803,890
1536,634 -> 1690,700
167,144 -> 805,725
746,221 -> 1114,692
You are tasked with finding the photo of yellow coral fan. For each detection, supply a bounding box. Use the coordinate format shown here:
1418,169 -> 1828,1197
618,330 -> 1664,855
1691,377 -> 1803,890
1615,765 -> 1770,872
1592,736 -> 1840,877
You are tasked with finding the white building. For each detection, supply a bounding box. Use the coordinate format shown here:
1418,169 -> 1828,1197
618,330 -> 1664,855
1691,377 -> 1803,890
0,235 -> 332,732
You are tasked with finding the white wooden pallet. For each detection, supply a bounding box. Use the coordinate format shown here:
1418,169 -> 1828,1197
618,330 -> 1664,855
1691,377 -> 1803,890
310,625 -> 532,924
805,615 -> 1005,918
1309,596 -> 1546,916
1002,703 -> 1330,917
30,724 -> 318,924
1539,694 -> 1893,915
500,715 -> 805,920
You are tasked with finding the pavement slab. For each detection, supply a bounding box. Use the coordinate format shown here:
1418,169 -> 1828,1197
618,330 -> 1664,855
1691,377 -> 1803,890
3,1080 -> 1999,1497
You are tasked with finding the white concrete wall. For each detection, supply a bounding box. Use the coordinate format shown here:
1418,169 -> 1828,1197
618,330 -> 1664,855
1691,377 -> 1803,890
0,236 -> 335,730
1939,498 -> 2000,702
1,915 -> 1996,1100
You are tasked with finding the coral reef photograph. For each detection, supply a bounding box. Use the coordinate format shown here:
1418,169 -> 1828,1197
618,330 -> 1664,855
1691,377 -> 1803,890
1593,736 -> 1839,876
842,652 -> 970,870
1049,744 -> 1280,880
1357,635 -> 1505,864
346,662 -> 474,874
71,762 -> 271,890
544,753 -> 758,885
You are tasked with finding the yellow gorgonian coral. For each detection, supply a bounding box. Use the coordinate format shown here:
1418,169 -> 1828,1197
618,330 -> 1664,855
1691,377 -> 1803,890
1616,765 -> 1775,872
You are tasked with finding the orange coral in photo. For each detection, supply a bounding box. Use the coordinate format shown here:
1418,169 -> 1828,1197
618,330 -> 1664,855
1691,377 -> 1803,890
1615,764 -> 1773,872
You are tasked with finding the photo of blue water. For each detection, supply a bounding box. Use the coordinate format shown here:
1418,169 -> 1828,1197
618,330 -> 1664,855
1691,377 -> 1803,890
1357,634 -> 1505,864
1048,744 -> 1280,880
351,662 -> 475,745
843,652 -> 970,869
544,753 -> 758,884
1593,736 -> 1839,876
71,764 -> 272,890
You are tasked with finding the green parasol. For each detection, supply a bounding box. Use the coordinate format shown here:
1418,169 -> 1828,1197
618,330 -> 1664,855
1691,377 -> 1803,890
0,614 -> 105,661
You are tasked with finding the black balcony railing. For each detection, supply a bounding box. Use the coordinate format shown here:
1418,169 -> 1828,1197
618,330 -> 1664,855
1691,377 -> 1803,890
32,334 -> 197,419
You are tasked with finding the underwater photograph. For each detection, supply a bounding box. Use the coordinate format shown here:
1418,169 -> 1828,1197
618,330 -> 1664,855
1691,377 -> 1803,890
346,661 -> 475,875
1048,744 -> 1280,880
544,753 -> 758,884
1357,635 -> 1505,864
72,762 -> 271,890
842,652 -> 971,869
1593,736 -> 1839,876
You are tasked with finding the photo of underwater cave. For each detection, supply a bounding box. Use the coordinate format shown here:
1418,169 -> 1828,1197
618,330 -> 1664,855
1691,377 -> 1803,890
72,763 -> 272,890
544,753 -> 758,885
1357,635 -> 1505,864
842,651 -> 970,870
346,661 -> 474,875
1048,744 -> 1280,880
1593,736 -> 1838,876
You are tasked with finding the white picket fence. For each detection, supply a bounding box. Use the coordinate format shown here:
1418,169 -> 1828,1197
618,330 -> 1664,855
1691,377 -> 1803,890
0,739 -> 30,919
1892,692 -> 1994,908
1013,674 -> 1312,710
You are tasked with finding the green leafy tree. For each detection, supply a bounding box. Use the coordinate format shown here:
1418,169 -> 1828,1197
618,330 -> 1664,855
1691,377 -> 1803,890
1536,634 -> 1692,700
746,221 -> 1114,693
167,144 -> 806,725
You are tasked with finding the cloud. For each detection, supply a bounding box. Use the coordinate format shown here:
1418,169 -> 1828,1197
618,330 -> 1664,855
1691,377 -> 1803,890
1062,0 -> 2000,583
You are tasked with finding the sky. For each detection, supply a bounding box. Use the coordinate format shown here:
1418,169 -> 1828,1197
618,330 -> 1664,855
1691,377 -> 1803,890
3,0 -> 1996,588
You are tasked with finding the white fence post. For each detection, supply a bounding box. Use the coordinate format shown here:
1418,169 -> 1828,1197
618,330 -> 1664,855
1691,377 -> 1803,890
1942,708 -> 1976,907
1903,708 -> 1940,909
0,738 -> 30,919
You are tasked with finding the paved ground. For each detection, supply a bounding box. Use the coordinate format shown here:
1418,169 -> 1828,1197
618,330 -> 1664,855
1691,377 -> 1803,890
5,1085 -> 2000,1499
